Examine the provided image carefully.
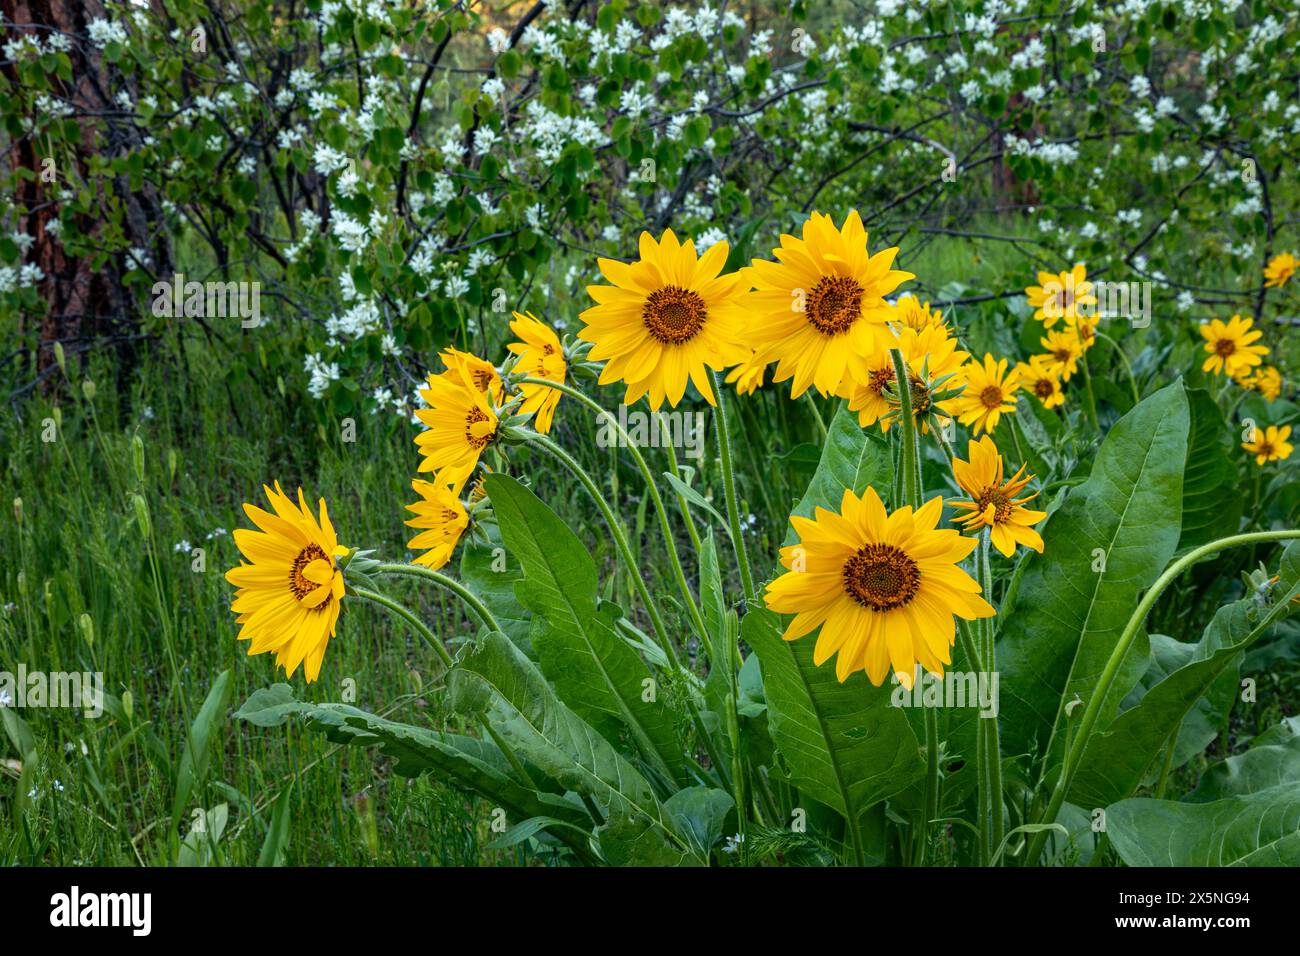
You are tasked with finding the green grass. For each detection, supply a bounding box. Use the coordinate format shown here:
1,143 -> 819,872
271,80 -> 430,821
0,340 -> 547,866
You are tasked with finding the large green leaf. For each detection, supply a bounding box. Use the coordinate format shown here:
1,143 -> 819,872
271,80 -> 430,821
1178,387 -> 1241,552
1107,785 -> 1300,866
748,405 -> 922,824
1187,717 -> 1300,802
234,683 -> 590,832
485,473 -> 685,783
459,527 -> 532,653
1069,543 -> 1300,807
449,630 -> 698,863
745,609 -> 926,820
663,786 -> 735,857
784,404 -> 892,529
997,381 -> 1189,770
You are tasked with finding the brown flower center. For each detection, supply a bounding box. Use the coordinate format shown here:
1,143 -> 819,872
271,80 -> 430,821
868,366 -> 895,396
842,543 -> 921,612
1053,348 -> 1071,364
471,367 -> 496,392
465,407 -> 494,450
289,544 -> 330,604
979,385 -> 1004,409
1214,339 -> 1236,357
807,275 -> 864,335
1034,378 -> 1055,399
973,486 -> 1014,523
1054,286 -> 1074,310
643,286 -> 707,344
1257,441 -> 1275,457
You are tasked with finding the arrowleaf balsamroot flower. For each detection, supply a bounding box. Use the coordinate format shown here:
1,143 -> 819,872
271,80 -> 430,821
747,210 -> 913,398
1242,424 -> 1294,465
1237,365 -> 1282,402
1263,251 -> 1297,288
954,354 -> 1021,436
440,346 -> 504,403
1024,263 -> 1096,329
508,311 -> 566,433
415,363 -> 499,494
1016,355 -> 1065,409
840,324 -> 967,433
1200,315 -> 1269,378
1038,328 -> 1083,381
579,229 -> 750,409
225,483 -> 348,683
725,350 -> 768,396
893,295 -> 950,335
404,479 -> 470,569
764,487 -> 995,689
951,436 -> 1047,557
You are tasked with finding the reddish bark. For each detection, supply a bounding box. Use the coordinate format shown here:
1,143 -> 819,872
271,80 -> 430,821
3,0 -> 171,391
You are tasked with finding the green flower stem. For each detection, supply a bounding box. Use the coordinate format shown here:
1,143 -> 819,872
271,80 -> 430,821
723,612 -> 749,865
518,377 -> 712,661
374,562 -> 500,638
891,347 -> 935,865
351,584 -> 455,670
1153,724 -> 1180,801
976,529 -> 1005,863
525,431 -> 731,786
657,412 -> 705,558
1080,349 -> 1100,431
1094,331 -> 1141,407
711,370 -> 757,604
804,391 -> 829,441
1025,528 -> 1300,865
957,616 -> 990,864
889,350 -> 924,508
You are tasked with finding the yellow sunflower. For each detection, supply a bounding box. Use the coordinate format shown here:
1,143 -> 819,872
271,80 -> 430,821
225,482 -> 348,683
838,348 -> 898,430
1237,365 -> 1283,402
579,229 -> 751,409
747,210 -> 913,398
764,486 -> 995,688
1242,424 -> 1294,465
414,363 -> 499,494
439,346 -> 504,404
1039,328 -> 1084,381
1070,314 -> 1098,351
1200,315 -> 1269,377
1015,355 -> 1065,409
404,479 -> 470,569
725,350 -> 768,396
953,354 -> 1021,436
507,311 -> 566,434
873,324 -> 969,434
893,295 -> 950,335
1264,252 -> 1297,288
950,436 -> 1047,557
1025,264 -> 1096,329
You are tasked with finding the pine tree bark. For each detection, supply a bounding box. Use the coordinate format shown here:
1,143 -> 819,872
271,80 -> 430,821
3,0 -> 172,394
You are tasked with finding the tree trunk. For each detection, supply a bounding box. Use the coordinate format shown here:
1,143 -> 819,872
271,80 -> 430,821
3,0 -> 172,395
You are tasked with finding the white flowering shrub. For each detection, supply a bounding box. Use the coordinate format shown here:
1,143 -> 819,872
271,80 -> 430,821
2,0 -> 1297,414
